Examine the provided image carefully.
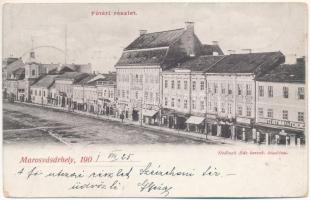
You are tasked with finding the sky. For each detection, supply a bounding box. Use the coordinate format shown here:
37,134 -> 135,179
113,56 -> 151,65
3,3 -> 308,73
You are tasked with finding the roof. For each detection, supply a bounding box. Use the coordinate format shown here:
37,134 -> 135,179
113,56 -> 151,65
125,28 -> 186,50
256,61 -> 305,83
55,72 -> 89,82
201,44 -> 224,55
4,59 -> 24,74
74,74 -> 96,85
31,75 -> 58,88
174,55 -> 225,71
116,48 -> 168,66
206,52 -> 285,74
11,67 -> 25,80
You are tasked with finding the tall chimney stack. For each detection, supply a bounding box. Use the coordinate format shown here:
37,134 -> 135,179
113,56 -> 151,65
139,30 -> 147,36
185,21 -> 194,33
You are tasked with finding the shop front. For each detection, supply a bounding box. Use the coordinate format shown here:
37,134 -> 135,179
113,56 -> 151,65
142,109 -> 159,125
160,108 -> 189,130
236,117 -> 254,142
185,116 -> 205,133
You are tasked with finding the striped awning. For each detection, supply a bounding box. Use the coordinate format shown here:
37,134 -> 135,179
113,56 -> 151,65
186,116 -> 205,125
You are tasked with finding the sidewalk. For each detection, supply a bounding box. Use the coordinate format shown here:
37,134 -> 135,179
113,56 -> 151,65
12,101 -> 255,145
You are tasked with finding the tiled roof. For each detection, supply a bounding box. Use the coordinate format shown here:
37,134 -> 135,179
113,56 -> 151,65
31,75 -> 58,88
125,28 -> 185,50
206,52 -> 285,74
75,74 -> 96,85
256,61 -> 305,83
116,48 -> 168,66
4,59 -> 24,74
175,55 -> 225,71
201,44 -> 224,55
55,72 -> 89,83
11,67 -> 25,80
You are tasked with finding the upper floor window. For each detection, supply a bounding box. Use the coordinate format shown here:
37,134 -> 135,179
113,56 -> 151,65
200,101 -> 204,110
200,81 -> 205,90
192,81 -> 196,91
258,108 -> 264,118
228,84 -> 232,95
214,102 -> 218,112
164,80 -> 168,89
139,75 -> 143,83
228,103 -> 232,114
184,81 -> 188,90
144,91 -> 148,100
246,106 -> 251,117
192,100 -> 196,109
246,84 -> 252,96
282,110 -> 288,120
268,86 -> 273,97
149,92 -> 153,102
184,99 -> 188,109
221,83 -> 225,94
267,109 -> 273,118
298,87 -> 304,100
237,106 -> 242,116
283,87 -> 289,98
32,69 -> 35,76
259,86 -> 264,97
171,80 -> 175,89
135,91 -> 139,99
221,103 -> 225,113
177,80 -> 181,89
171,98 -> 175,107
237,84 -> 242,95
164,97 -> 168,106
214,83 -> 218,94
298,112 -> 304,122
177,98 -> 181,108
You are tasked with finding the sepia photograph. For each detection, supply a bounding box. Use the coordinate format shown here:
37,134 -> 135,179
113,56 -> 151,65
1,2 -> 308,198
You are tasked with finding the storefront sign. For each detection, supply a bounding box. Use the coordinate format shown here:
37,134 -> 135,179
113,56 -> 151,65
236,117 -> 252,124
259,118 -> 305,129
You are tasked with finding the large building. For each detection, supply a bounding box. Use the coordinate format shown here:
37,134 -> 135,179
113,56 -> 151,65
255,57 -> 306,145
115,22 -> 223,124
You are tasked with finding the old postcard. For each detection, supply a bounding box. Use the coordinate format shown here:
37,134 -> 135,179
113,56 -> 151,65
1,1 -> 308,198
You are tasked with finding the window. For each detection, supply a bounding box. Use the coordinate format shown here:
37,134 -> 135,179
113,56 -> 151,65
208,101 -> 212,110
144,91 -> 148,100
258,108 -> 264,118
126,90 -> 129,99
118,90 -> 120,97
298,112 -> 304,122
177,99 -> 181,108
164,97 -> 168,106
150,92 -> 153,102
228,84 -> 232,95
283,110 -> 288,120
171,80 -> 175,89
135,74 -> 139,83
214,83 -> 218,94
184,99 -> 188,109
200,101 -> 204,110
139,75 -> 143,83
221,103 -> 225,113
237,106 -> 243,116
164,80 -> 168,88
246,84 -> 252,96
207,83 -> 212,93
122,90 -> 125,98
177,80 -> 181,89
192,100 -> 196,109
135,91 -> 138,99
30,90 -> 33,95
32,69 -> 35,76
155,93 -> 159,102
237,84 -> 242,95
246,106 -> 251,117
192,81 -> 196,91
200,81 -> 205,90
259,86 -> 264,97
298,87 -> 304,100
283,87 -> 289,98
267,109 -> 273,118
221,83 -> 225,94
268,86 -> 273,97
43,91 -> 46,97
214,102 -> 218,112
171,98 -> 175,107
228,103 -> 232,114
39,90 -> 41,96
184,81 -> 188,90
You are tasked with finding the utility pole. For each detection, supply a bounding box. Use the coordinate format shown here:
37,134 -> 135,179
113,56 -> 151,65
65,25 -> 67,64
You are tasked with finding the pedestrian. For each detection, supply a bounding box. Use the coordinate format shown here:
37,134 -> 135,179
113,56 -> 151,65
120,112 -> 124,123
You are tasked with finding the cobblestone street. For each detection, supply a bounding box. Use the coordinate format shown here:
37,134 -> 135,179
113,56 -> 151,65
3,102 -> 220,146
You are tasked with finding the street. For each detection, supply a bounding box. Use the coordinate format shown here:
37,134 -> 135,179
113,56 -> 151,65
3,102 -> 220,146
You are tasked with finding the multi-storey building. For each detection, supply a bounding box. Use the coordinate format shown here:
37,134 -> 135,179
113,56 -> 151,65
205,52 -> 285,141
115,22 -> 223,125
161,55 -> 224,132
255,57 -> 306,145
30,75 -> 58,105
54,72 -> 88,108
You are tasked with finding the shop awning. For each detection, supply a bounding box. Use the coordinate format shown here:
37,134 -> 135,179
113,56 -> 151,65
186,116 -> 205,125
142,109 -> 158,117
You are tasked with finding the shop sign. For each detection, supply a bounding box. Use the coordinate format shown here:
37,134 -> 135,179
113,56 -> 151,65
236,117 -> 252,124
259,118 -> 305,129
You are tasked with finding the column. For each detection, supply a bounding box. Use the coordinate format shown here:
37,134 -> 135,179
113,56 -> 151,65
265,133 -> 269,145
242,128 -> 246,141
217,124 -> 222,136
285,136 -> 290,146
231,125 -> 236,140
256,131 -> 261,144
252,128 -> 257,143
290,135 -> 296,146
297,138 -> 301,147
186,123 -> 189,132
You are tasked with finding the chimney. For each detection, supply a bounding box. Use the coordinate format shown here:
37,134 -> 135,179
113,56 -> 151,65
139,30 -> 147,36
212,41 -> 219,46
185,21 -> 194,33
296,56 -> 305,65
